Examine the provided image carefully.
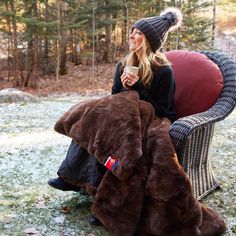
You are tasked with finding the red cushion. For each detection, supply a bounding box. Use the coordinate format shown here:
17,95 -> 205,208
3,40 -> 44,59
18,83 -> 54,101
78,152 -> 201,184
165,50 -> 224,119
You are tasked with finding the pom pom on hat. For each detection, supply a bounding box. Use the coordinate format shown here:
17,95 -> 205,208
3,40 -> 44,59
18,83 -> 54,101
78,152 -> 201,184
132,7 -> 183,52
160,7 -> 183,31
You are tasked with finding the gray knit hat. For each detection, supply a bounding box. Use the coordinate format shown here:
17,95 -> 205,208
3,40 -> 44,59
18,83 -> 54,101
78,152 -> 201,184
132,7 -> 183,52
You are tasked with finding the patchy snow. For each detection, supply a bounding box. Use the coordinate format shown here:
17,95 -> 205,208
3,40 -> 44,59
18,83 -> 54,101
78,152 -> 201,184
0,95 -> 235,235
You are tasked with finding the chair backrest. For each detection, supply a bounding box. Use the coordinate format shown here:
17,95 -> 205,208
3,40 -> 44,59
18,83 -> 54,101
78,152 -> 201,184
165,50 -> 224,119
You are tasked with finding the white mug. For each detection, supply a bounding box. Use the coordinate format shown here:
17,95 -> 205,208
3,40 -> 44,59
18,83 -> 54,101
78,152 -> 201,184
125,66 -> 139,75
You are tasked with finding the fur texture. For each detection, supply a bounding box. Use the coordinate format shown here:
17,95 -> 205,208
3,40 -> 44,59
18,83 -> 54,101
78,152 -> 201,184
54,91 -> 226,236
160,7 -> 183,31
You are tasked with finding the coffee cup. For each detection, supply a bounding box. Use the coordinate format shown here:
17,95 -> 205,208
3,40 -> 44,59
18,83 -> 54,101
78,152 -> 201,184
125,66 -> 139,75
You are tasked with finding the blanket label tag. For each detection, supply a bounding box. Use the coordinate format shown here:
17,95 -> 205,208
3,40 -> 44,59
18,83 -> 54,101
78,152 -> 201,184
104,156 -> 118,171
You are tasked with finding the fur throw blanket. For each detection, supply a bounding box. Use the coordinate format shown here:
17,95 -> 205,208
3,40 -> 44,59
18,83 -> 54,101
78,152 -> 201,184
54,91 -> 226,236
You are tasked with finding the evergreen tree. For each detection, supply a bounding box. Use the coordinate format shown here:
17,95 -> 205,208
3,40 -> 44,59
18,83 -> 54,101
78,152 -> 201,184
0,0 -> 219,86
0,0 -> 20,85
165,0 -> 213,50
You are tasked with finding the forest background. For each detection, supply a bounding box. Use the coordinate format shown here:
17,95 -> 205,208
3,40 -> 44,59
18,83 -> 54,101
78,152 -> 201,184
0,0 -> 236,95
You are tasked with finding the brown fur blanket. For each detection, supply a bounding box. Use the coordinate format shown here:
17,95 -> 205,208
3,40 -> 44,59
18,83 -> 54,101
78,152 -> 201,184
54,91 -> 226,236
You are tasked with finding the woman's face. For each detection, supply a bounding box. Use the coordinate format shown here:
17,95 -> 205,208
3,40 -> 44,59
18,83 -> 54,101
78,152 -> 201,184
129,28 -> 144,52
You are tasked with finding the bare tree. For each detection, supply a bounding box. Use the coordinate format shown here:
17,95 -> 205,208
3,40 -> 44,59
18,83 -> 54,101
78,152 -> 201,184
212,0 -> 216,47
43,0 -> 50,75
56,0 -> 61,80
30,0 -> 39,88
4,1 -> 12,81
92,0 -> 95,78
9,0 -> 19,86
105,12 -> 113,63
122,0 -> 129,52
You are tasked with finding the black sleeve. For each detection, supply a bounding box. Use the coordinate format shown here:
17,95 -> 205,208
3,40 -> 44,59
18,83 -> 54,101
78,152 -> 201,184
111,62 -> 123,95
132,66 -> 175,118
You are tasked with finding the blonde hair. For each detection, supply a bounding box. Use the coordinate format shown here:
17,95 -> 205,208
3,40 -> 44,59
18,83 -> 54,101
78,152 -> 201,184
122,36 -> 170,87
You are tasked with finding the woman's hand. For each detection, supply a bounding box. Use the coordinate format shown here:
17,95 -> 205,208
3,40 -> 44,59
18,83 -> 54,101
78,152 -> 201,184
121,71 -> 139,90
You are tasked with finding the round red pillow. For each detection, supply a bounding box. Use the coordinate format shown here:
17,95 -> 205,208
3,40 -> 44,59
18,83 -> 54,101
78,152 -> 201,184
165,50 -> 224,119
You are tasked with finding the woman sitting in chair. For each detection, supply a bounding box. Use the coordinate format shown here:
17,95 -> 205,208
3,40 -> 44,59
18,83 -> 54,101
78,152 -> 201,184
48,7 -> 182,225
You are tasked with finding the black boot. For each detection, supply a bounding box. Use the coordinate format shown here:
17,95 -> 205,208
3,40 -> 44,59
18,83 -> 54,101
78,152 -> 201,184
47,177 -> 81,192
89,214 -> 102,226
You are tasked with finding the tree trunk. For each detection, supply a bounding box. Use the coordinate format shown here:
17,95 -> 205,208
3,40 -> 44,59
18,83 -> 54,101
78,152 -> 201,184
5,2 -> 12,81
29,0 -> 38,88
56,0 -> 61,80
9,0 -> 19,86
44,0 -> 50,75
174,0 -> 181,49
70,29 -> 74,63
105,13 -> 113,63
92,0 -> 95,78
59,42 -> 67,75
212,0 -> 216,48
59,1 -> 67,76
22,0 -> 38,88
24,39 -> 32,87
122,0 -> 128,52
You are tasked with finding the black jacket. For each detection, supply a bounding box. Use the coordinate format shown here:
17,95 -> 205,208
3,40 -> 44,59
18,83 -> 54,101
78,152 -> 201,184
111,62 -> 176,122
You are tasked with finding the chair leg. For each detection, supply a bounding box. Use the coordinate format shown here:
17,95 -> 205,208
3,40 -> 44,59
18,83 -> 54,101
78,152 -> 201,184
178,124 -> 220,200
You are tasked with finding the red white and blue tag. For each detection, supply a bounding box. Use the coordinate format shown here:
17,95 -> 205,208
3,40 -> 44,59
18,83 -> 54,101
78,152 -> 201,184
104,156 -> 119,171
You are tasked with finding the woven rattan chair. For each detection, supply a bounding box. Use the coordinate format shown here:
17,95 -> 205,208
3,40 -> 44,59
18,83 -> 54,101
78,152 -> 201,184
166,50 -> 236,200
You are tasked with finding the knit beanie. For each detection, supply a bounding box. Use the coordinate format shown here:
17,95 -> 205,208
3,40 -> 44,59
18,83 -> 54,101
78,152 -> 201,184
132,7 -> 183,52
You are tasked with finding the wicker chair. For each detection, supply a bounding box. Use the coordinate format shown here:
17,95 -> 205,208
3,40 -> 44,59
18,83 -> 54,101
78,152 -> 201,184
166,50 -> 236,200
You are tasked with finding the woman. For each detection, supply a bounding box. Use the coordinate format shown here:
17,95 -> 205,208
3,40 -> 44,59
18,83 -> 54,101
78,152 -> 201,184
48,7 -> 182,226
112,28 -> 176,122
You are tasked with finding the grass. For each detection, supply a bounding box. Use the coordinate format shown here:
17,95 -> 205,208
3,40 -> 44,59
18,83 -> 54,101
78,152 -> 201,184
0,95 -> 235,236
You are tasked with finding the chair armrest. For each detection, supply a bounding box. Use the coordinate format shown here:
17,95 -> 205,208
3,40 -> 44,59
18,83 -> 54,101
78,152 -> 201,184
169,50 -> 236,147
169,108 -> 222,147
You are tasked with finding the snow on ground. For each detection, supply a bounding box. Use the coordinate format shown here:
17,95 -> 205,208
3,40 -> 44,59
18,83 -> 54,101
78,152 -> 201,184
0,95 -> 235,235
